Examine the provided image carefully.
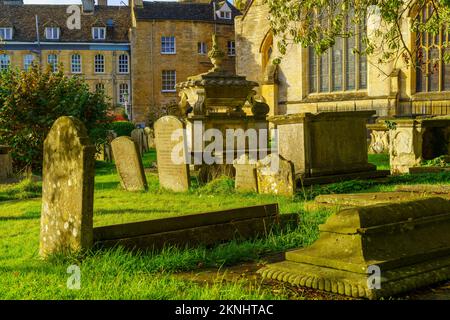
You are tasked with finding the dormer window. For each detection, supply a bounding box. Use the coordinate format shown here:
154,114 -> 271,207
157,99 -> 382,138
217,3 -> 232,20
219,11 -> 231,19
0,28 -> 13,40
45,27 -> 60,40
92,27 -> 106,40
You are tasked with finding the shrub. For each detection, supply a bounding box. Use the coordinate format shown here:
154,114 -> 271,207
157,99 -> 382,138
0,65 -> 112,172
110,121 -> 136,137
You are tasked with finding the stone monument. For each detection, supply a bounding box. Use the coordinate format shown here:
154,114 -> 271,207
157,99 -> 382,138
256,154 -> 295,197
40,116 -> 95,257
233,154 -> 258,193
389,117 -> 450,174
259,198 -> 450,299
154,116 -> 190,192
269,111 -> 387,185
111,136 -> 148,192
176,34 -> 270,183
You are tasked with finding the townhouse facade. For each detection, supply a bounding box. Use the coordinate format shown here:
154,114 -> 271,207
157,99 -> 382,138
0,0 -> 132,112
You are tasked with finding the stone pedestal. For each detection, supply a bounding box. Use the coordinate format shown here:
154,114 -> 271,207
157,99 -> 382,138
259,198 -> 450,299
389,117 -> 450,174
0,145 -> 13,183
269,111 -> 379,182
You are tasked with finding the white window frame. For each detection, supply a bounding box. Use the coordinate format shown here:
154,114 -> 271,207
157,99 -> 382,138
161,36 -> 176,54
0,54 -> 10,71
227,41 -> 236,57
45,27 -> 60,40
94,54 -> 105,74
162,70 -> 176,93
71,54 -> 82,74
0,28 -> 13,40
198,42 -> 207,55
118,82 -> 130,104
23,54 -> 35,71
96,82 -> 105,93
118,54 -> 129,74
47,54 -> 58,72
219,11 -> 232,20
92,27 -> 106,40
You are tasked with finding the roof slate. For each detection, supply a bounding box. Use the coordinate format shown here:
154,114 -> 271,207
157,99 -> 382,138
135,1 -> 241,24
0,4 -> 131,43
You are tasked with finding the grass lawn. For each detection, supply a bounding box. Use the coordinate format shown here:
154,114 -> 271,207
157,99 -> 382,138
0,151 -> 449,299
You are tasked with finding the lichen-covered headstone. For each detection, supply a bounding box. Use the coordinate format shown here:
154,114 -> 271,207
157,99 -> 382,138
111,136 -> 148,191
154,116 -> 190,192
257,154 -> 295,197
233,154 -> 258,193
40,116 -> 95,257
131,128 -> 145,156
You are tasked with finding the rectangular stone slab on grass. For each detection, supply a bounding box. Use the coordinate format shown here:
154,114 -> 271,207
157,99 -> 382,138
314,192 -> 446,207
94,204 -> 279,251
258,198 -> 450,299
395,184 -> 450,195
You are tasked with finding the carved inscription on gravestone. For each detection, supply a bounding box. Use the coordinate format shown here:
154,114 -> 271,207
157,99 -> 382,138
154,116 -> 190,192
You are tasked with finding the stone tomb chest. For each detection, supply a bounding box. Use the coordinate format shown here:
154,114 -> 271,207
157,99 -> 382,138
389,117 -> 450,174
269,111 -> 386,184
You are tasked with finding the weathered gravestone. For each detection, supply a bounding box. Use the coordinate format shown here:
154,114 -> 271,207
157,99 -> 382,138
144,127 -> 155,149
111,136 -> 148,192
233,154 -> 258,193
154,116 -> 190,192
256,154 -> 295,197
0,145 -> 13,183
40,116 -> 95,257
259,198 -> 450,299
131,128 -> 145,156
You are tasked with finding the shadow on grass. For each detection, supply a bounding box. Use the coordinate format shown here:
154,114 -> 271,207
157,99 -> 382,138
0,210 -> 41,221
95,209 -> 174,215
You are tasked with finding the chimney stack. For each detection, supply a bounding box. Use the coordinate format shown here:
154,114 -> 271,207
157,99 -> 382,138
3,0 -> 24,5
82,0 -> 95,14
97,0 -> 108,6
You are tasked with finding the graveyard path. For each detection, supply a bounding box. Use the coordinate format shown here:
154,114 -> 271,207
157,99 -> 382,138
172,253 -> 450,300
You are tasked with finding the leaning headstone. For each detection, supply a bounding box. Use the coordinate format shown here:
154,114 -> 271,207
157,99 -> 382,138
256,154 -> 295,197
259,198 -> 450,299
111,136 -> 148,192
154,116 -> 190,192
131,128 -> 145,156
40,116 -> 96,257
233,154 -> 258,193
0,145 -> 13,183
144,127 -> 156,149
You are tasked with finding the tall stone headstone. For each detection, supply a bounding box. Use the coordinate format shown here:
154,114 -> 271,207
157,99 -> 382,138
40,116 -> 95,257
0,145 -> 13,183
111,136 -> 148,191
154,116 -> 190,192
256,154 -> 295,197
233,154 -> 258,193
131,128 -> 145,156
